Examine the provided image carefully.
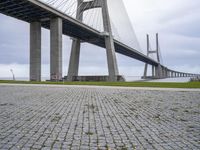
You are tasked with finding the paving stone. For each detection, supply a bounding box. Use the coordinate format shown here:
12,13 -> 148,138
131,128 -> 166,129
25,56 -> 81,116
0,85 -> 199,149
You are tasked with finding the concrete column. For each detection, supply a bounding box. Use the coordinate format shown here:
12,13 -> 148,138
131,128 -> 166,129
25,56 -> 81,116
50,17 -> 63,81
102,0 -> 119,81
165,69 -> 168,78
163,68 -> 166,78
30,21 -> 41,81
162,67 -> 165,78
143,34 -> 149,79
155,66 -> 158,78
67,39 -> 81,81
143,64 -> 148,78
67,0 -> 83,81
155,65 -> 162,79
152,66 -> 155,77
167,70 -> 170,78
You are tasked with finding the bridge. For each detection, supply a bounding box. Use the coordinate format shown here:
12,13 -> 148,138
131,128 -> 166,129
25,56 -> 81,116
0,0 -> 199,81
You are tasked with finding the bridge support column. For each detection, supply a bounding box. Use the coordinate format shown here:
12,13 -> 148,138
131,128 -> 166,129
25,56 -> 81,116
102,0 -> 119,81
162,67 -> 165,78
67,0 -> 83,81
167,70 -> 170,78
155,65 -> 162,79
143,64 -> 148,78
30,21 -> 41,81
67,39 -> 81,81
152,66 -> 155,77
50,17 -> 63,81
165,68 -> 167,78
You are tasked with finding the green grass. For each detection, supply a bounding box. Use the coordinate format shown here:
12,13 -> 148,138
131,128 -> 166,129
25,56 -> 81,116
0,80 -> 200,88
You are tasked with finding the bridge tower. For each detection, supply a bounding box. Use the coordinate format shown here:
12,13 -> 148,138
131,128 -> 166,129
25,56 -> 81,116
67,0 -> 119,81
143,33 -> 163,79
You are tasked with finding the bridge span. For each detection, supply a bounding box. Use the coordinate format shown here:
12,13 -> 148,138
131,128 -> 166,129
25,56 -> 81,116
0,0 -> 199,81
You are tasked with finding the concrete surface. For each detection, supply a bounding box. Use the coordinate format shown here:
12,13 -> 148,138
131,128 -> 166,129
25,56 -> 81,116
0,84 -> 199,150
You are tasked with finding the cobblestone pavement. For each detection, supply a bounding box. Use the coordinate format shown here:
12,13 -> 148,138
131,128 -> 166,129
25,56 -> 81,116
0,84 -> 200,150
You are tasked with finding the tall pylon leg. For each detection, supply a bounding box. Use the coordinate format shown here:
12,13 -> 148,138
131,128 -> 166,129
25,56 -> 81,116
143,34 -> 149,78
102,0 -> 119,81
67,0 -> 83,81
67,39 -> 81,81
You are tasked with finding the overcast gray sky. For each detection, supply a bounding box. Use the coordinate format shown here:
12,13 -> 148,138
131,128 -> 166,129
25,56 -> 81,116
0,0 -> 199,79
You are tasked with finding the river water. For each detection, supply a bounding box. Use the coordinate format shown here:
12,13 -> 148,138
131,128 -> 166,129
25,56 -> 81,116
0,76 -> 192,83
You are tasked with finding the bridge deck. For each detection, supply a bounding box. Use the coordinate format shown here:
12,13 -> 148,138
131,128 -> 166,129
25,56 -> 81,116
0,0 -> 158,66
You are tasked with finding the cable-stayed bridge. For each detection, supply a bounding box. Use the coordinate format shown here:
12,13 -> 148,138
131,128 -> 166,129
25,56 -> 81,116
0,0 -> 199,81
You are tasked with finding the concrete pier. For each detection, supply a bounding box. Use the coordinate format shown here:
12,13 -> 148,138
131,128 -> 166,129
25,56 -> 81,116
152,66 -> 155,77
67,0 -> 83,81
50,17 -> 63,81
67,39 -> 81,81
102,0 -> 119,81
155,65 -> 162,78
30,22 -> 41,81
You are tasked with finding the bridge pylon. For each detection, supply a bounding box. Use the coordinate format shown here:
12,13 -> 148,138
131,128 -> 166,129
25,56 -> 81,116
143,33 -> 163,79
67,0 -> 119,82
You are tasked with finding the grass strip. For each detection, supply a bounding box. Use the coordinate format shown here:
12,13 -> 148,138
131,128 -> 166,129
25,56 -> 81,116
0,80 -> 200,88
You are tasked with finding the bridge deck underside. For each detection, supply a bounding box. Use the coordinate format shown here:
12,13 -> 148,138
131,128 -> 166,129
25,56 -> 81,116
0,0 -> 158,66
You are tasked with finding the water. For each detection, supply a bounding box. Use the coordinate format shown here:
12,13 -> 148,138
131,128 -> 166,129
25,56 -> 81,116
0,76 -> 191,83
124,76 -> 191,82
147,77 -> 191,83
0,77 -> 48,81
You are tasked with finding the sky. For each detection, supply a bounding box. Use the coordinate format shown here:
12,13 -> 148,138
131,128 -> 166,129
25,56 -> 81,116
0,0 -> 200,79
